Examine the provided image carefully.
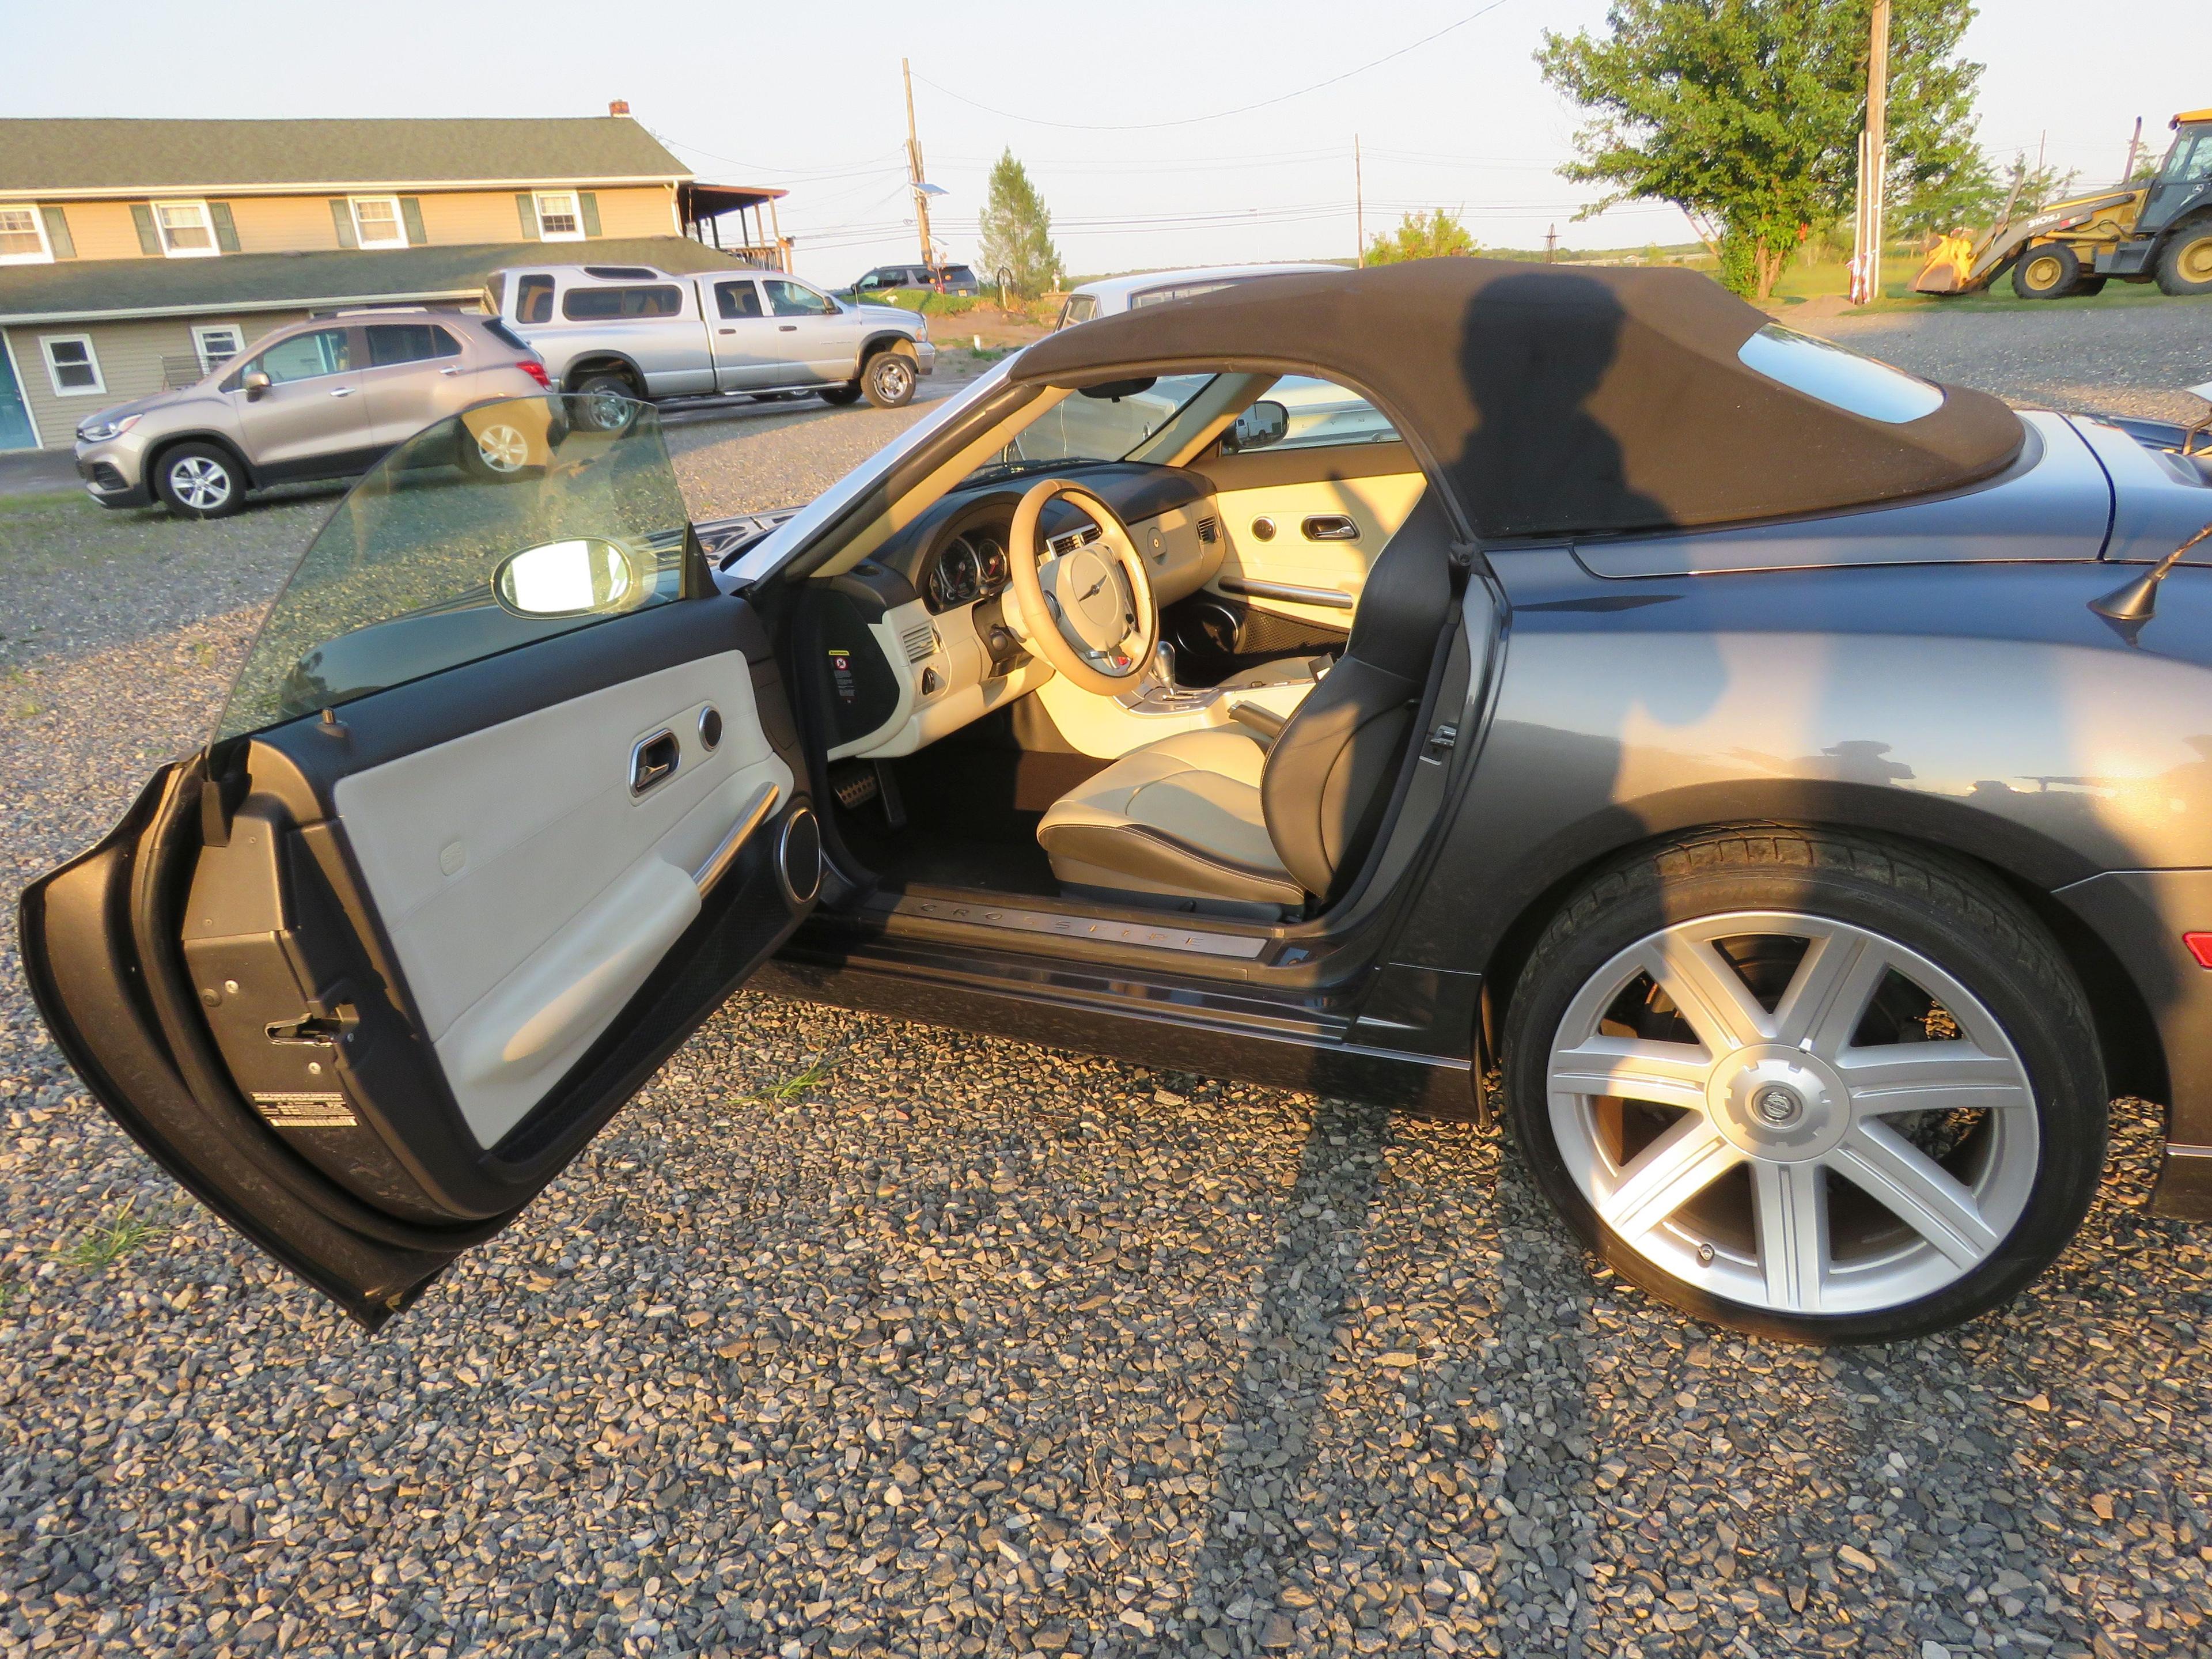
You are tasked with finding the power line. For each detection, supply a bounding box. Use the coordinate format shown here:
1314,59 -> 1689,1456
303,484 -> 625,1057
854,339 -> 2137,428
910,0 -> 1517,134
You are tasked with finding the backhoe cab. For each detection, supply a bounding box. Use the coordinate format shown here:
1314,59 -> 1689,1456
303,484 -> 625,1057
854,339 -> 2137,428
1914,108 -> 2212,300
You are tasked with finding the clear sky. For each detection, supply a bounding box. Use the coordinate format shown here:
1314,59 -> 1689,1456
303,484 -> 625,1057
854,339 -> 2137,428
3,0 -> 2206,286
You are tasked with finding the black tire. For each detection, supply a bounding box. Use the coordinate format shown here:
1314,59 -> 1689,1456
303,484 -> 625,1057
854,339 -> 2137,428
2011,243 -> 2083,299
570,370 -> 641,432
862,350 -> 918,409
1499,828 -> 2107,1345
819,382 -> 864,406
153,442 -> 245,519
2156,221 -> 2212,296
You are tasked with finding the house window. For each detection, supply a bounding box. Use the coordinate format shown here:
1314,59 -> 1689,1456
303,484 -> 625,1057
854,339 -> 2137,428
0,204 -> 51,265
192,324 -> 247,375
155,200 -> 219,257
535,191 -> 585,241
350,197 -> 407,250
40,335 -> 105,396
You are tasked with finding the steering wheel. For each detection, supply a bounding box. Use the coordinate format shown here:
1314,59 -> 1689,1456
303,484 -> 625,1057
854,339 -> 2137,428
1005,478 -> 1160,696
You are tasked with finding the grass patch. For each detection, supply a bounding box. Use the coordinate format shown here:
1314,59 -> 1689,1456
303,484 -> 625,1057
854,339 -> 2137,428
58,1198 -> 166,1271
749,1057 -> 838,1105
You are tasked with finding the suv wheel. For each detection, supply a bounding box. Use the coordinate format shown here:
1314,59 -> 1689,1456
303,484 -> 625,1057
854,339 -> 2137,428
1500,829 -> 2106,1344
862,351 -> 916,409
2156,221 -> 2212,296
155,444 -> 244,519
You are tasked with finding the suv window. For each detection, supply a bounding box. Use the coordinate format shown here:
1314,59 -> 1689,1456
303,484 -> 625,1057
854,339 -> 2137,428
562,284 -> 684,320
365,323 -> 463,368
515,275 -> 555,325
217,395 -> 691,738
763,279 -> 836,317
715,279 -> 764,320
251,328 -> 353,385
942,266 -> 978,283
1055,294 -> 1099,331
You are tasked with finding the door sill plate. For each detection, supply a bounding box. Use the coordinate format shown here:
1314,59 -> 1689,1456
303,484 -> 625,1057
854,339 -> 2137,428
885,893 -> 1268,959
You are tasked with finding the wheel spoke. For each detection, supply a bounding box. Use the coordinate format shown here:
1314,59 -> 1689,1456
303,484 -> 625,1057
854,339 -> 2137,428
1751,1160 -> 1827,1313
1550,1036 -> 1710,1110
1830,1122 -> 2001,1269
1773,929 -> 1888,1056
1643,935 -> 1770,1054
1598,1113 -> 1740,1241
1835,1043 -> 2031,1115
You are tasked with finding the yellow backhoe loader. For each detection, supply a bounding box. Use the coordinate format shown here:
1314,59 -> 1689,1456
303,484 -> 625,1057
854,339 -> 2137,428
1915,108 -> 2212,299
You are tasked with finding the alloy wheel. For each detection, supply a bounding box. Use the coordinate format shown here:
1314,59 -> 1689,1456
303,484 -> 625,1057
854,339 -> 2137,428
168,455 -> 233,512
1545,911 -> 2039,1318
475,423 -> 530,472
873,359 -> 914,401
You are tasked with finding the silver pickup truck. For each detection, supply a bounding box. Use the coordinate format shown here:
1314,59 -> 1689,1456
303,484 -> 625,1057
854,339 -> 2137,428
484,263 -> 935,410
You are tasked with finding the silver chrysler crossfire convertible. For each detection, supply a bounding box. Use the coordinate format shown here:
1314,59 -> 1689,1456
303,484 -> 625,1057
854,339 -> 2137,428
22,260 -> 2212,1345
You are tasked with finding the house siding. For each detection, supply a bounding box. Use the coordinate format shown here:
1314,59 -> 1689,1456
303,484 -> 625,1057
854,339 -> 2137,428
5,310 -> 310,450
55,202 -> 150,263
226,195 -> 349,255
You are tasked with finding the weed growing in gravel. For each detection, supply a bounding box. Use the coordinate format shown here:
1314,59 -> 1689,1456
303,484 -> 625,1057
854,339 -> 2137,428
58,1199 -> 166,1271
750,1056 -> 837,1104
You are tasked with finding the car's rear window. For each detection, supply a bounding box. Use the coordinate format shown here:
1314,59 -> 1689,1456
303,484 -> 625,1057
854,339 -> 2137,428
1736,323 -> 1945,424
562,285 -> 684,321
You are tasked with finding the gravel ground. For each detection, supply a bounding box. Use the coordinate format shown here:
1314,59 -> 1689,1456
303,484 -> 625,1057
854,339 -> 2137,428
1815,301 -> 2212,425
0,318 -> 2207,1659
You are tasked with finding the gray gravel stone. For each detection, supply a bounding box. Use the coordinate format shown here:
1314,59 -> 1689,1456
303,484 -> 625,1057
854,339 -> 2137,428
0,329 -> 2206,1659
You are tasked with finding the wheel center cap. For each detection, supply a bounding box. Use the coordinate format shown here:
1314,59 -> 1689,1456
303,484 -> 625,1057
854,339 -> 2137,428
1707,1047 -> 1849,1162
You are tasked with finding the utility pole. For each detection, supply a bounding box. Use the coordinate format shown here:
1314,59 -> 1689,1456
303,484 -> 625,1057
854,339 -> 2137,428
1354,134 -> 1365,268
902,58 -> 936,280
1546,224 -> 1558,263
1851,0 -> 1890,305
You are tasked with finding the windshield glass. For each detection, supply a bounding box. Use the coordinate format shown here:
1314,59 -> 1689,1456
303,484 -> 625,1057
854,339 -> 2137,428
971,372 -> 1216,482
218,395 -> 690,738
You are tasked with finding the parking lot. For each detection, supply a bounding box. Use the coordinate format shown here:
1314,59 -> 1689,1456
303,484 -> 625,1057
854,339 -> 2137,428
0,308 -> 2206,1659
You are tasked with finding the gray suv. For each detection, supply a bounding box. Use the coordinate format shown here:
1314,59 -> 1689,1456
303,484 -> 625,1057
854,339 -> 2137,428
74,310 -> 551,518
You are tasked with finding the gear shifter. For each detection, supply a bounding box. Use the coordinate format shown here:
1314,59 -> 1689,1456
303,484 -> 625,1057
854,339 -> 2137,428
1149,638 -> 1179,691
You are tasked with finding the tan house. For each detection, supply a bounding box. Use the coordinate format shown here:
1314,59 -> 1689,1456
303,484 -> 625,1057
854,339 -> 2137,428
0,111 -> 790,451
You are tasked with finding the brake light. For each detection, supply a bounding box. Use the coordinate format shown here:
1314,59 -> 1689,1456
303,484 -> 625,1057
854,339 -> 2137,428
517,359 -> 551,389
2186,933 -> 2212,968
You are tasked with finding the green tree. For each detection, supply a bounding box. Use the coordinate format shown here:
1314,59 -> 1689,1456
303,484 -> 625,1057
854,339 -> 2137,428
1364,209 -> 1480,264
979,149 -> 1065,298
1536,0 -> 1987,298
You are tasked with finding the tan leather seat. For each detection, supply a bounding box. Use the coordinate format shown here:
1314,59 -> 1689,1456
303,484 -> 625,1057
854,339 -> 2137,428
1035,727 -> 1303,908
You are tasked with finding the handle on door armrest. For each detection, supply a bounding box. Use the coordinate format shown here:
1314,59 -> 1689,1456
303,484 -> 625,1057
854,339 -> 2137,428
1302,513 -> 1359,541
691,782 -> 781,895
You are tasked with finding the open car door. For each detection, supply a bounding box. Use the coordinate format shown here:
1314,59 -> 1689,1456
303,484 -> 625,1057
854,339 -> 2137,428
21,396 -> 820,1327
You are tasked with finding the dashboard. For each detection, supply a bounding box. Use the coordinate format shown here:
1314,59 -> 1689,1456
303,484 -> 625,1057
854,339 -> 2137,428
815,461 -> 1229,762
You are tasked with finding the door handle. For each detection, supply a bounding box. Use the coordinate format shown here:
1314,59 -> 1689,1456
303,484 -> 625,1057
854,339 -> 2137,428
630,729 -> 680,796
329,386 -> 355,397
440,366 -> 463,376
1302,513 -> 1359,541
718,327 -> 736,335
778,324 -> 798,332
691,781 -> 781,895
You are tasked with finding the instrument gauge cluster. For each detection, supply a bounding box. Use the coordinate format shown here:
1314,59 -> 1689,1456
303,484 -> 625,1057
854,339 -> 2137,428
925,527 -> 1014,612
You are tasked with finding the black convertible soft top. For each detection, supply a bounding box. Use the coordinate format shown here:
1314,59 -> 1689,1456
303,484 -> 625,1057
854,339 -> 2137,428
1013,259 -> 2026,541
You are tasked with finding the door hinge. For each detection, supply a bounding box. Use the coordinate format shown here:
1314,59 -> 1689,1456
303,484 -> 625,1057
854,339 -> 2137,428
1424,722 -> 1459,758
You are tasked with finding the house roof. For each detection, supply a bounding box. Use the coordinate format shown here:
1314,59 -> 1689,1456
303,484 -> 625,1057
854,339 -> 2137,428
0,237 -> 746,325
0,118 -> 690,197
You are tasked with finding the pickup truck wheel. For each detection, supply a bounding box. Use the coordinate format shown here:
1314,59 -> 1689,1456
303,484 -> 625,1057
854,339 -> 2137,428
820,382 -> 864,406
570,371 -> 641,432
2156,222 -> 2212,296
862,352 -> 916,409
154,443 -> 245,520
1500,828 -> 2106,1344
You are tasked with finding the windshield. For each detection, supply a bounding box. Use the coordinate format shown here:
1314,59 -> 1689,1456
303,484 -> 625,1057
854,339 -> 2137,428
969,372 -> 1215,482
218,395 -> 690,738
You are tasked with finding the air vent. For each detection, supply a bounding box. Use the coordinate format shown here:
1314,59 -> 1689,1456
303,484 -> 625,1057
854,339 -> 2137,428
900,620 -> 938,662
1046,524 -> 1103,557
1196,516 -> 1219,545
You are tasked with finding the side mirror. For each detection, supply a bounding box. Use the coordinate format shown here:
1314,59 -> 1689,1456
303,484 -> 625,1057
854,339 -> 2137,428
241,369 -> 271,398
493,537 -> 654,619
1226,400 -> 1289,452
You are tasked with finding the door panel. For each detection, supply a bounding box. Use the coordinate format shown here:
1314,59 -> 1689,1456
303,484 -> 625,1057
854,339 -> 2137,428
1198,439 -> 1428,630
336,652 -> 789,1145
20,396 -> 815,1325
230,325 -> 370,475
709,278 -> 783,391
